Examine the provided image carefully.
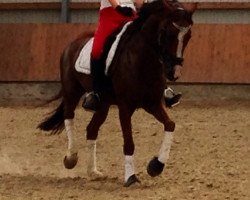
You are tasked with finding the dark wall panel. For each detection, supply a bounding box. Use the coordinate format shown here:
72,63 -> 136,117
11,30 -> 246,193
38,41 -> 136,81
0,23 -> 95,81
0,24 -> 249,83
182,24 -> 250,83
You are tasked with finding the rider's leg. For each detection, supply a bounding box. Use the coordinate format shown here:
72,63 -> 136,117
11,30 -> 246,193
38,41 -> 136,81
82,58 -> 104,111
82,8 -> 115,112
82,7 -> 136,112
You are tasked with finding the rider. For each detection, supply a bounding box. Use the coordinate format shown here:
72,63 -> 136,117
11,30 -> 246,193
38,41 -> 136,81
82,0 -> 182,112
82,0 -> 140,111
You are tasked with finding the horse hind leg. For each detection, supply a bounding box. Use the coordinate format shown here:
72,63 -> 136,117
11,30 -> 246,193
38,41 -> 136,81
85,103 -> 110,180
63,87 -> 84,169
64,119 -> 78,169
59,42 -> 87,169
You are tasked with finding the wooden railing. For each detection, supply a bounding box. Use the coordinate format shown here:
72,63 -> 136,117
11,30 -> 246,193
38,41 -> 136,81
0,2 -> 250,10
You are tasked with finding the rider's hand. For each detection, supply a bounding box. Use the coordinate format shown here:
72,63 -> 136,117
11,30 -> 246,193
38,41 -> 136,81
116,6 -> 133,17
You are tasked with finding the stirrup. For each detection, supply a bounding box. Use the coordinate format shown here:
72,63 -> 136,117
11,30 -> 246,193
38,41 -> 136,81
82,92 -> 100,112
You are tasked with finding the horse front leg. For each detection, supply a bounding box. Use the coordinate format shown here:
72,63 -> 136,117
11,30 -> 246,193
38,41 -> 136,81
145,102 -> 175,177
118,105 -> 140,187
86,104 -> 110,180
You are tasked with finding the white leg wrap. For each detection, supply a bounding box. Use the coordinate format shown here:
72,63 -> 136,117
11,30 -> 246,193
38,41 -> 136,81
158,131 -> 173,164
86,140 -> 104,179
87,140 -> 97,173
124,155 -> 135,182
65,119 -> 77,155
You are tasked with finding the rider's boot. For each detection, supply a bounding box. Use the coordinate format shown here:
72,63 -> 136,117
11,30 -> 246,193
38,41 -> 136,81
82,58 -> 103,112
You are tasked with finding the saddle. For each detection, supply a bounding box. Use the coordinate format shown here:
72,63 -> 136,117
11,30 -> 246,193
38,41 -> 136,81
75,22 -> 132,76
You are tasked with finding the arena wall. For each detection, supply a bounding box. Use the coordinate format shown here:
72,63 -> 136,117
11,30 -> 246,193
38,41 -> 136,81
0,23 -> 249,83
0,1 -> 249,84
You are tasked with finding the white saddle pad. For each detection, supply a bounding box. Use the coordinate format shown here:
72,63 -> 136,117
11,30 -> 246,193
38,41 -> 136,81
75,21 -> 132,75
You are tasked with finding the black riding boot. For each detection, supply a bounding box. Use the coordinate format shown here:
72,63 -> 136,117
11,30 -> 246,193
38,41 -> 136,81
82,58 -> 104,112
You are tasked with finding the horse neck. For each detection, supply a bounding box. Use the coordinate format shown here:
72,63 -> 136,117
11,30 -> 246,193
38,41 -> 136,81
110,14 -> 165,78
131,15 -> 166,81
139,14 -> 163,49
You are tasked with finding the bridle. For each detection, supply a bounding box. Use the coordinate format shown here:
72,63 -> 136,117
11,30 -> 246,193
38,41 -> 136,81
156,6 -> 192,81
158,19 -> 192,68
172,22 -> 192,58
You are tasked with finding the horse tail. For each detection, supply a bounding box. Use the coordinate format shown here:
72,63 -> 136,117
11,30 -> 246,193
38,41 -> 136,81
37,47 -> 65,134
37,99 -> 65,135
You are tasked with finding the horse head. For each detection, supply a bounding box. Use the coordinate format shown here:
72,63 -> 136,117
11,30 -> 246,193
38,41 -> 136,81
155,0 -> 197,81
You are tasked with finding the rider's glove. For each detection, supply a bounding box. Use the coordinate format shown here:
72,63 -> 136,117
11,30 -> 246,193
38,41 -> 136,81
116,5 -> 133,17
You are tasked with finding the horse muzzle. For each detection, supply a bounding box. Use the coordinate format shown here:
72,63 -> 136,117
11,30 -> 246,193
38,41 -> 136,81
173,65 -> 183,80
165,64 -> 183,81
162,55 -> 183,81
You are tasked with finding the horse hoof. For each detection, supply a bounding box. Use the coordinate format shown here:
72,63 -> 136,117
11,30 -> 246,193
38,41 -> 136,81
123,174 -> 141,187
88,170 -> 106,180
63,153 -> 78,169
147,157 -> 165,177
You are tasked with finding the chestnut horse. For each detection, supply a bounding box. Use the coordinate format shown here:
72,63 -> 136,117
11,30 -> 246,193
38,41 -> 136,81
38,0 -> 196,187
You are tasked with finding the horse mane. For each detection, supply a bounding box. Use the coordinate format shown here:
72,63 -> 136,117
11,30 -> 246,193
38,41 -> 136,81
114,0 -> 167,46
101,0 -> 185,74
100,1 -> 166,63
131,0 -> 182,29
131,0 -> 165,30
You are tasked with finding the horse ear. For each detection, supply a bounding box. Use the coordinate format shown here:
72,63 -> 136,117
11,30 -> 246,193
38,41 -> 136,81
182,3 -> 198,14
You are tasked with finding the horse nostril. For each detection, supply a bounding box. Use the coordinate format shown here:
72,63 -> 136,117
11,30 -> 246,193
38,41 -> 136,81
174,65 -> 182,79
